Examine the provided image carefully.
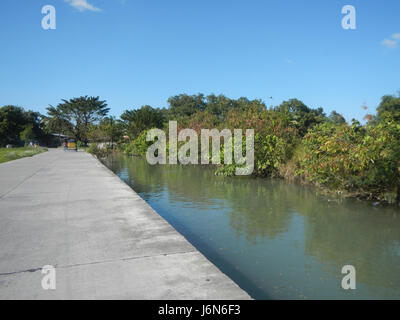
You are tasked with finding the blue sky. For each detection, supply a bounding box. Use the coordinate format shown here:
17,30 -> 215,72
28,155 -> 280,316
0,0 -> 399,121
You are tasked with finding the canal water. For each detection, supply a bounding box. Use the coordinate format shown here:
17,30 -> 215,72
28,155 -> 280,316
102,154 -> 400,300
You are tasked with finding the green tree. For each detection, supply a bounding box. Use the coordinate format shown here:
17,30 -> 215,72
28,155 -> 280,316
121,105 -> 164,138
20,124 -> 37,145
167,94 -> 206,119
377,92 -> 400,122
274,99 -> 325,136
43,106 -> 73,136
0,106 -> 45,147
46,96 -> 109,145
204,94 -> 236,119
329,110 -> 346,124
88,117 -> 124,147
0,106 -> 26,146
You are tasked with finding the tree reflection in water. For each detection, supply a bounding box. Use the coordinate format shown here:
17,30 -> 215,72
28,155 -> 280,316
103,154 -> 400,299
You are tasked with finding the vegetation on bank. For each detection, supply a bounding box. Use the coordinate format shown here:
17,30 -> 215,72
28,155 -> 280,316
110,93 -> 400,204
0,147 -> 47,164
2,91 -> 399,204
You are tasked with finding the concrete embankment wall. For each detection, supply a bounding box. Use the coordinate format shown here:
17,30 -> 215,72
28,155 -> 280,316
0,149 -> 251,299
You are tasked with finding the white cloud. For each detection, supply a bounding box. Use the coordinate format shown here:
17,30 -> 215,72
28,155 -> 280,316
382,39 -> 397,48
381,32 -> 400,48
65,0 -> 101,12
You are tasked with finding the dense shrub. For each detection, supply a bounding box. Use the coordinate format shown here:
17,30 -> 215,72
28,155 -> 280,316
124,130 -> 153,156
87,143 -> 107,158
297,119 -> 400,203
112,92 -> 399,204
217,107 -> 300,176
254,134 -> 287,176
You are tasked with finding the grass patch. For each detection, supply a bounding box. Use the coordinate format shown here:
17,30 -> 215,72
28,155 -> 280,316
0,147 -> 47,164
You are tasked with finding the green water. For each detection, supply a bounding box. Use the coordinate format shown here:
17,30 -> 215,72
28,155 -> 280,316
102,154 -> 400,300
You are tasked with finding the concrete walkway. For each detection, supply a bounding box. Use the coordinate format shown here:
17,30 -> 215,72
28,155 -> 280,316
0,149 -> 251,299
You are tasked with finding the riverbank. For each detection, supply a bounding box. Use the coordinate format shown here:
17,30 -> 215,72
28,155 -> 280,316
0,147 -> 47,164
100,92 -> 399,205
0,149 -> 250,299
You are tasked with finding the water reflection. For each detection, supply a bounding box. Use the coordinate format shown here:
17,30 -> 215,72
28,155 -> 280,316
103,154 -> 400,299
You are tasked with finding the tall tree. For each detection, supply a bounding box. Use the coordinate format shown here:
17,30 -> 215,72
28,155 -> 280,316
46,96 -> 109,145
167,94 -> 206,119
121,105 -> 164,138
274,99 -> 325,136
87,117 -> 124,147
377,92 -> 400,122
204,94 -> 266,120
329,110 -> 346,124
0,105 -> 44,146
